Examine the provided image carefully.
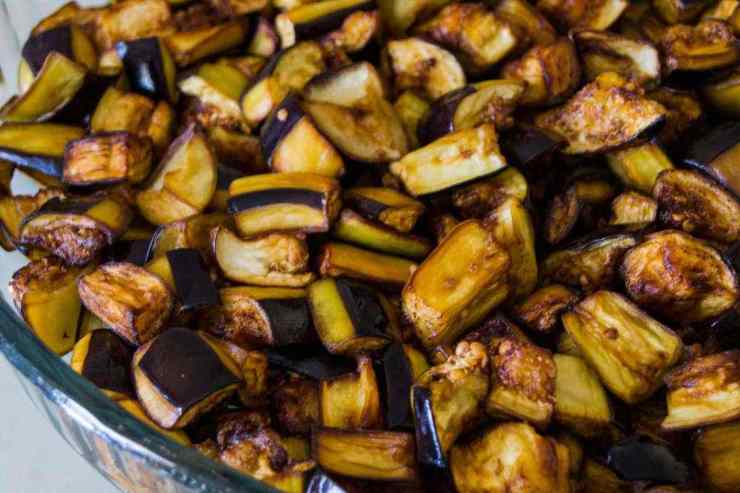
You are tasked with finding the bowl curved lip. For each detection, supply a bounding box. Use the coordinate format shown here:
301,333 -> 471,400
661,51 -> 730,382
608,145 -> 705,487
0,299 -> 276,493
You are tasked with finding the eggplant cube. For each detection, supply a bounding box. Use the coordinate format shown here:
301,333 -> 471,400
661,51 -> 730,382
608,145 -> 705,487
553,354 -> 611,437
71,329 -> 134,400
320,356 -> 382,429
512,284 -> 579,334
317,242 -> 417,286
343,187 -> 425,233
574,30 -> 661,88
662,20 -> 740,72
63,132 -> 153,186
694,420 -> 740,493
166,248 -> 219,310
116,37 -> 178,103
275,0 -> 376,48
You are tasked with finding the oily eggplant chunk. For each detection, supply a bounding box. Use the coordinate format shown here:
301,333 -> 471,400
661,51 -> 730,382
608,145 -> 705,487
562,290 -> 683,404
511,284 -> 579,334
622,230 -> 738,322
0,122 -> 84,178
147,212 -> 230,260
20,24 -> 97,76
493,0 -> 557,47
343,187 -> 424,233
680,121 -> 740,196
609,191 -> 658,225
377,342 -> 429,430
702,67 -> 740,117
320,8 -> 380,54
217,286 -> 313,347
207,0 -> 268,16
534,72 -> 667,155
662,350 -> 740,430
19,195 -> 132,266
179,62 -> 250,132
78,262 -> 174,346
501,37 -> 582,107
165,20 -> 248,67
394,91 -> 430,150
212,226 -> 315,287
70,329 -> 134,400
116,37 -> 177,103
317,242 -> 417,286
93,0 -> 175,50
390,124 -> 508,196
553,354 -> 611,437
574,30 -> 661,87
266,345 -> 356,380
654,0 -> 708,24
0,188 -> 65,248
648,87 -> 703,145
606,141 -> 675,194
694,420 -> 740,493
312,428 -> 417,482
272,374 -> 320,435
275,0 -> 376,48
260,94 -> 344,177
320,356 -> 383,429
417,80 -> 525,145
498,126 -> 563,170
165,248 -> 218,310
653,169 -> 740,244
383,37 -> 465,101
8,257 -> 84,355
63,132 -> 153,186
537,0 -> 628,30
308,277 -> 392,354
606,436 -> 689,484
450,422 -> 571,493
133,327 -> 242,429
119,398 -> 191,447
332,209 -> 431,259
661,20 -> 740,72
412,3 -> 519,74
136,125 -> 217,225
228,172 -> 341,237
403,220 -> 510,348
451,167 -> 528,219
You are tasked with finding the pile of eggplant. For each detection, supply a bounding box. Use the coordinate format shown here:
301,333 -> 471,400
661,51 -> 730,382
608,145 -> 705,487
4,0 -> 740,491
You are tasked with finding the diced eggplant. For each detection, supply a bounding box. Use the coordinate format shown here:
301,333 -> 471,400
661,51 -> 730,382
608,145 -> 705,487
376,342 -> 428,429
417,80 -> 525,145
312,428 -> 417,481
511,284 -> 579,334
606,436 -> 689,484
21,24 -> 96,81
267,345 -> 356,380
212,226 -> 315,287
248,17 -> 279,58
493,0 -> 557,48
501,37 -> 581,107
136,125 -> 217,225
333,209 -> 431,259
702,67 -> 740,117
390,124 -> 507,196
133,327 -> 242,429
663,350 -> 740,430
207,0 -> 267,16
574,30 -> 661,87
377,0 -> 453,36
260,94 -> 344,177
451,167 -> 528,219
119,398 -> 191,447
0,188 -> 65,248
275,0 -> 375,47
680,121 -> 740,196
450,422 -> 571,493
622,230 -> 738,322
8,257 -> 84,355
320,9 -> 380,54
217,286 -> 313,347
63,132 -> 153,186
535,72 -> 667,155
580,459 -> 630,493
662,20 -> 740,72
165,20 -> 248,67
320,356 -> 382,429
94,0 -> 175,50
179,62 -> 250,132
165,248 -> 219,311
308,277 -> 392,354
654,0 -> 709,24
70,329 -> 134,400
228,172 -> 341,237
207,126 -> 263,174
116,37 -> 178,103
541,232 -> 637,292
317,242 -> 417,286
403,220 -> 510,348
19,195 -> 132,266
0,123 -> 84,178
606,141 -> 674,194
384,37 -> 465,101
393,91 -> 430,150
272,374 -> 320,435
553,354 -> 611,437
29,2 -> 98,38
77,261 -> 173,346
649,87 -> 703,145
694,420 -> 740,493
411,386 -> 455,491
147,212 -> 230,261
536,0 -> 628,30
562,290 -> 683,404
343,187 -> 424,233
609,191 -> 658,225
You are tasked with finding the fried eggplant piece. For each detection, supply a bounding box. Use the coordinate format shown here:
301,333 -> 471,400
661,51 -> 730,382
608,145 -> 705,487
702,67 -> 740,117
501,37 -> 582,107
63,132 -> 153,186
606,141 -> 674,194
19,195 -> 132,266
212,226 -> 315,287
606,436 -> 690,484
451,167 -> 528,219
312,428 -> 417,482
228,172 -> 341,237
609,191 -> 658,225
276,0 -> 375,47
147,212 -> 229,260
179,62 -> 249,132
136,125 -> 217,225
654,169 -> 740,244
511,284 -> 579,334
654,0 -> 709,24
165,249 -> 219,311
394,91 -> 430,150
207,0 -> 267,16
272,374 -> 320,435
133,328 -> 242,429
390,124 -> 507,196
537,0 -> 628,30
94,0 -> 174,50
0,122 -> 84,179
165,20 -> 248,67
0,188 -> 65,248
116,37 -> 178,103
493,0 -> 557,48
535,72 -> 667,155
333,209 -> 431,259
450,422 -> 571,493
317,242 -> 417,287
8,257 -> 84,355
384,37 -> 465,100
680,121 -> 740,196
663,350 -> 740,429
622,230 -> 738,322
574,30 -> 661,87
119,398 -> 191,446
648,87 -> 703,144
266,346 -> 356,381
378,0 -> 453,36
70,329 -> 134,400
542,233 -> 637,292
319,9 -> 379,54
562,290 -> 683,403
207,126 -> 263,173
377,343 -> 430,429
413,3 -> 519,74
661,20 -> 740,72
343,187 -> 424,233
320,356 -> 382,429
554,353 -> 611,437
403,220 -> 510,348
21,24 -> 97,76
694,420 -> 740,493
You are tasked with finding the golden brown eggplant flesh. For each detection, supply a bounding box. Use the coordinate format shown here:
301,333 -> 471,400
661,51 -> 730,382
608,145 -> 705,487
272,374 -> 320,435
694,420 -> 740,493
63,132 -> 152,186
511,284 -> 579,334
317,242 -> 417,287
320,356 -> 383,429
343,187 -> 425,233
553,353 -> 611,437
661,20 -> 740,72
332,209 -> 431,259
276,0 -> 375,48
609,191 -> 658,225
574,30 -> 661,87
0,122 -> 85,179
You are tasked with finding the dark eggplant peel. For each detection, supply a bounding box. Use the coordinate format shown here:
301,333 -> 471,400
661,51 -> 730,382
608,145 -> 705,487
5,1 -> 740,492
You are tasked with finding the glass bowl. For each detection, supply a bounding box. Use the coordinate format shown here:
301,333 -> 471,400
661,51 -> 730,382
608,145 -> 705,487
0,1 -> 274,491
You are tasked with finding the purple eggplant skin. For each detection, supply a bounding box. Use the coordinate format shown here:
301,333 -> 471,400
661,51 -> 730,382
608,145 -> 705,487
259,93 -> 305,166
680,121 -> 740,195
500,125 -> 565,169
166,249 -> 219,310
606,436 -> 690,484
412,386 -> 457,493
259,297 -> 314,346
216,164 -> 244,191
116,38 -> 176,103
105,239 -> 152,266
53,75 -> 117,126
336,279 -> 388,338
0,147 -> 63,178
291,0 -> 376,41
22,25 -> 75,74
227,188 -> 326,214
375,342 -> 415,429
82,329 -> 135,397
417,86 -> 476,145
343,194 -> 387,221
138,328 -> 241,411
266,345 -> 356,380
